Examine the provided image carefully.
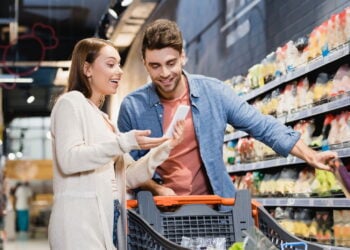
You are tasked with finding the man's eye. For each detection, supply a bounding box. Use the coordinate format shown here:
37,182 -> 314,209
107,64 -> 115,68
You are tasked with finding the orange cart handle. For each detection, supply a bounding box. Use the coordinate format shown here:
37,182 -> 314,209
127,195 -> 262,228
127,195 -> 235,209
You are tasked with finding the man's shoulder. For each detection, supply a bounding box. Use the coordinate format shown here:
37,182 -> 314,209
188,73 -> 223,86
187,73 -> 226,95
124,83 -> 152,100
120,83 -> 155,110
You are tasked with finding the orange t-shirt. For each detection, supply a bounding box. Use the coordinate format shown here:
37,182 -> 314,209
159,86 -> 211,195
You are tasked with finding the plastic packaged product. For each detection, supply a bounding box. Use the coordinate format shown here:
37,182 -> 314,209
180,236 -> 226,250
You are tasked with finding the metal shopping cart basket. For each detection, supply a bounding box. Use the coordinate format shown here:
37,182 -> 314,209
127,190 -> 346,250
127,189 -> 253,249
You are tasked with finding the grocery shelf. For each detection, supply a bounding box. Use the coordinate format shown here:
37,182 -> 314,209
227,146 -> 350,173
287,95 -> 350,123
242,43 -> 350,102
223,20 -> 350,250
255,197 -> 350,208
224,94 -> 350,142
243,76 -> 284,101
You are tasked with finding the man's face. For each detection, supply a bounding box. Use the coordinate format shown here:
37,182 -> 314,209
143,47 -> 185,99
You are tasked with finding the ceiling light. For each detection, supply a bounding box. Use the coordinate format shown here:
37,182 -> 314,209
25,90 -> 35,104
46,131 -> 51,140
108,8 -> 118,20
0,77 -> 33,83
26,94 -> 35,104
8,153 -> 15,160
121,0 -> 133,7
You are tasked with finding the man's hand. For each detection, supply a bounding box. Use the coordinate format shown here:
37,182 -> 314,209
154,185 -> 177,196
291,139 -> 338,171
140,179 -> 176,196
309,150 -> 339,172
168,120 -> 185,149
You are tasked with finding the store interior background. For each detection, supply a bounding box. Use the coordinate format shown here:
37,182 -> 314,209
0,0 -> 349,249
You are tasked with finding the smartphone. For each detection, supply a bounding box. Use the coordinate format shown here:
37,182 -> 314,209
164,104 -> 190,137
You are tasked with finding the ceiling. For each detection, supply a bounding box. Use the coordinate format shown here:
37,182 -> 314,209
0,0 -> 158,125
0,0 -> 110,125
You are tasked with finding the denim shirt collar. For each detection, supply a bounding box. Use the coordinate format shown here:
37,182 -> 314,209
147,83 -> 161,107
147,70 -> 199,107
185,71 -> 200,98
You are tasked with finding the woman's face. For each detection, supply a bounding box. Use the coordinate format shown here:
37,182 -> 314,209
84,45 -> 123,98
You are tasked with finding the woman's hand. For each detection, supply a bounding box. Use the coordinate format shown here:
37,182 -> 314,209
134,120 -> 184,150
168,120 -> 185,149
134,130 -> 168,149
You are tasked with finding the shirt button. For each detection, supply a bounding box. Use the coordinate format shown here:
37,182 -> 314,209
159,114 -> 162,117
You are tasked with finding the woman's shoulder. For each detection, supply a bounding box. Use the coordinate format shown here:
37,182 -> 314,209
56,90 -> 86,105
60,90 -> 85,100
52,91 -> 86,113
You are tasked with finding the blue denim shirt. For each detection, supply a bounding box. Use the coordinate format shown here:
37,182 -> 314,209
117,71 -> 300,200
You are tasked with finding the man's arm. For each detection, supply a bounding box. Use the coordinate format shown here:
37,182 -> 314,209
139,179 -> 176,196
290,139 -> 338,171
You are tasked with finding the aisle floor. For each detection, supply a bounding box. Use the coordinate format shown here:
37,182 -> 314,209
4,233 -> 49,250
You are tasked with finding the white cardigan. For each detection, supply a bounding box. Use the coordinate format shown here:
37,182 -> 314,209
48,91 -> 172,250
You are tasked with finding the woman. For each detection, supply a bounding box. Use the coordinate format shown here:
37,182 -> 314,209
48,37 -> 184,250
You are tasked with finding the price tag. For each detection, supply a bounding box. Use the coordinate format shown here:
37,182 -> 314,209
312,105 -> 324,115
255,162 -> 262,170
309,199 -> 314,207
276,158 -> 283,166
339,97 -> 350,107
287,198 -> 295,206
331,50 -> 340,61
309,57 -> 323,71
278,117 -> 285,124
246,162 -> 255,171
287,112 -> 297,122
293,66 -> 306,77
244,92 -> 253,101
305,64 -> 309,72
323,54 -> 330,63
301,109 -> 310,119
343,43 -> 350,55
326,199 -> 334,207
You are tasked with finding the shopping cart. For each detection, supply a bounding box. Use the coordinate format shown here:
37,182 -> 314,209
128,189 -> 253,249
127,190 -> 343,250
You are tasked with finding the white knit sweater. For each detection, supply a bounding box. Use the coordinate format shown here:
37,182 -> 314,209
48,91 -> 172,250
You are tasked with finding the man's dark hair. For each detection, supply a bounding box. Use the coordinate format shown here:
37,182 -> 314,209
141,19 -> 183,58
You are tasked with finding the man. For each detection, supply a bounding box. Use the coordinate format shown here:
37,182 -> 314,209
118,19 -> 337,200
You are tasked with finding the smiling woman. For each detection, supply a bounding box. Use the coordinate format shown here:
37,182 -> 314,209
48,37 -> 185,250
